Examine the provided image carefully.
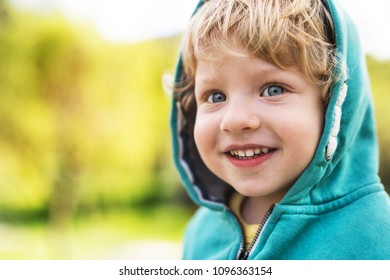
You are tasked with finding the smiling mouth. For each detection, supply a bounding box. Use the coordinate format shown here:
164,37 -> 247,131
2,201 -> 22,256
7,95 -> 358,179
227,147 -> 276,160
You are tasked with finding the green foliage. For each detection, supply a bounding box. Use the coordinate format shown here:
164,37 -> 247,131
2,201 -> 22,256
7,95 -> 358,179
367,56 -> 390,192
0,4 -> 182,222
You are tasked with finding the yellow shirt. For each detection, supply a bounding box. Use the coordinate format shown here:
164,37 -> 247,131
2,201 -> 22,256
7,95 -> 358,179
230,193 -> 259,250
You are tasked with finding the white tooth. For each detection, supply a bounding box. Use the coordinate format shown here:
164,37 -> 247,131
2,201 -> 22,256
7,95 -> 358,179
255,148 -> 261,155
261,147 -> 269,154
229,150 -> 235,156
245,149 -> 254,157
238,150 -> 245,157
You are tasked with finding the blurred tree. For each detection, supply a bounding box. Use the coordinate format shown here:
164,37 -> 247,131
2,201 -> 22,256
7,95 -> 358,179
0,0 -> 8,22
32,22 -> 89,227
0,2 -> 182,226
367,57 -> 390,193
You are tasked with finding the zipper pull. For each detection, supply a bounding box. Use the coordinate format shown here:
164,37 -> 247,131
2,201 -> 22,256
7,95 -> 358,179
238,250 -> 249,260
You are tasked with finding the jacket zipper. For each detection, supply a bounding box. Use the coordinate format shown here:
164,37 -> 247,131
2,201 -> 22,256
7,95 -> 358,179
236,204 -> 275,260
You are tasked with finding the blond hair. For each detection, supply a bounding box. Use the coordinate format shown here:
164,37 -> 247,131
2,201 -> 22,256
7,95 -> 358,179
177,0 -> 338,108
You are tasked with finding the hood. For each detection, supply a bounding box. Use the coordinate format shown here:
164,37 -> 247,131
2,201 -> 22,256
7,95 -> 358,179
170,0 -> 381,210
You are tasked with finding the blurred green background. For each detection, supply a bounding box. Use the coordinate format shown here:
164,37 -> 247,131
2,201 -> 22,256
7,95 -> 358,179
0,1 -> 389,259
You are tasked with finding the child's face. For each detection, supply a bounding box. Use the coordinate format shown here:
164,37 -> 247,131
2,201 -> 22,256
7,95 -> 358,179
193,45 -> 325,201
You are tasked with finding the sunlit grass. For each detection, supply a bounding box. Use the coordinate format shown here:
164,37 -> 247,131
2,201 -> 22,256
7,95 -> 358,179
0,204 -> 193,260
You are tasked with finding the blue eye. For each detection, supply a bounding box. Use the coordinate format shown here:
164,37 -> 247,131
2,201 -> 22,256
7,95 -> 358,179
207,92 -> 226,103
262,85 -> 285,97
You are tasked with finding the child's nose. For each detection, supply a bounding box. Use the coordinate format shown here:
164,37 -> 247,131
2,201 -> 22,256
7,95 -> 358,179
220,100 -> 261,133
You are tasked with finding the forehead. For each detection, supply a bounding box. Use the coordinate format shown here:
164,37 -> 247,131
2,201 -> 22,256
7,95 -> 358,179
195,47 -> 287,82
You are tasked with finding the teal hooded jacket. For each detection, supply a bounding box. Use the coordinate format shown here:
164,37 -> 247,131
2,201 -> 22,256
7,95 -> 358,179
170,0 -> 390,260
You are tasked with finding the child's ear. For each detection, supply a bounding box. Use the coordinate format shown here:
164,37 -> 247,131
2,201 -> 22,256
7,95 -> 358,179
162,71 -> 174,97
